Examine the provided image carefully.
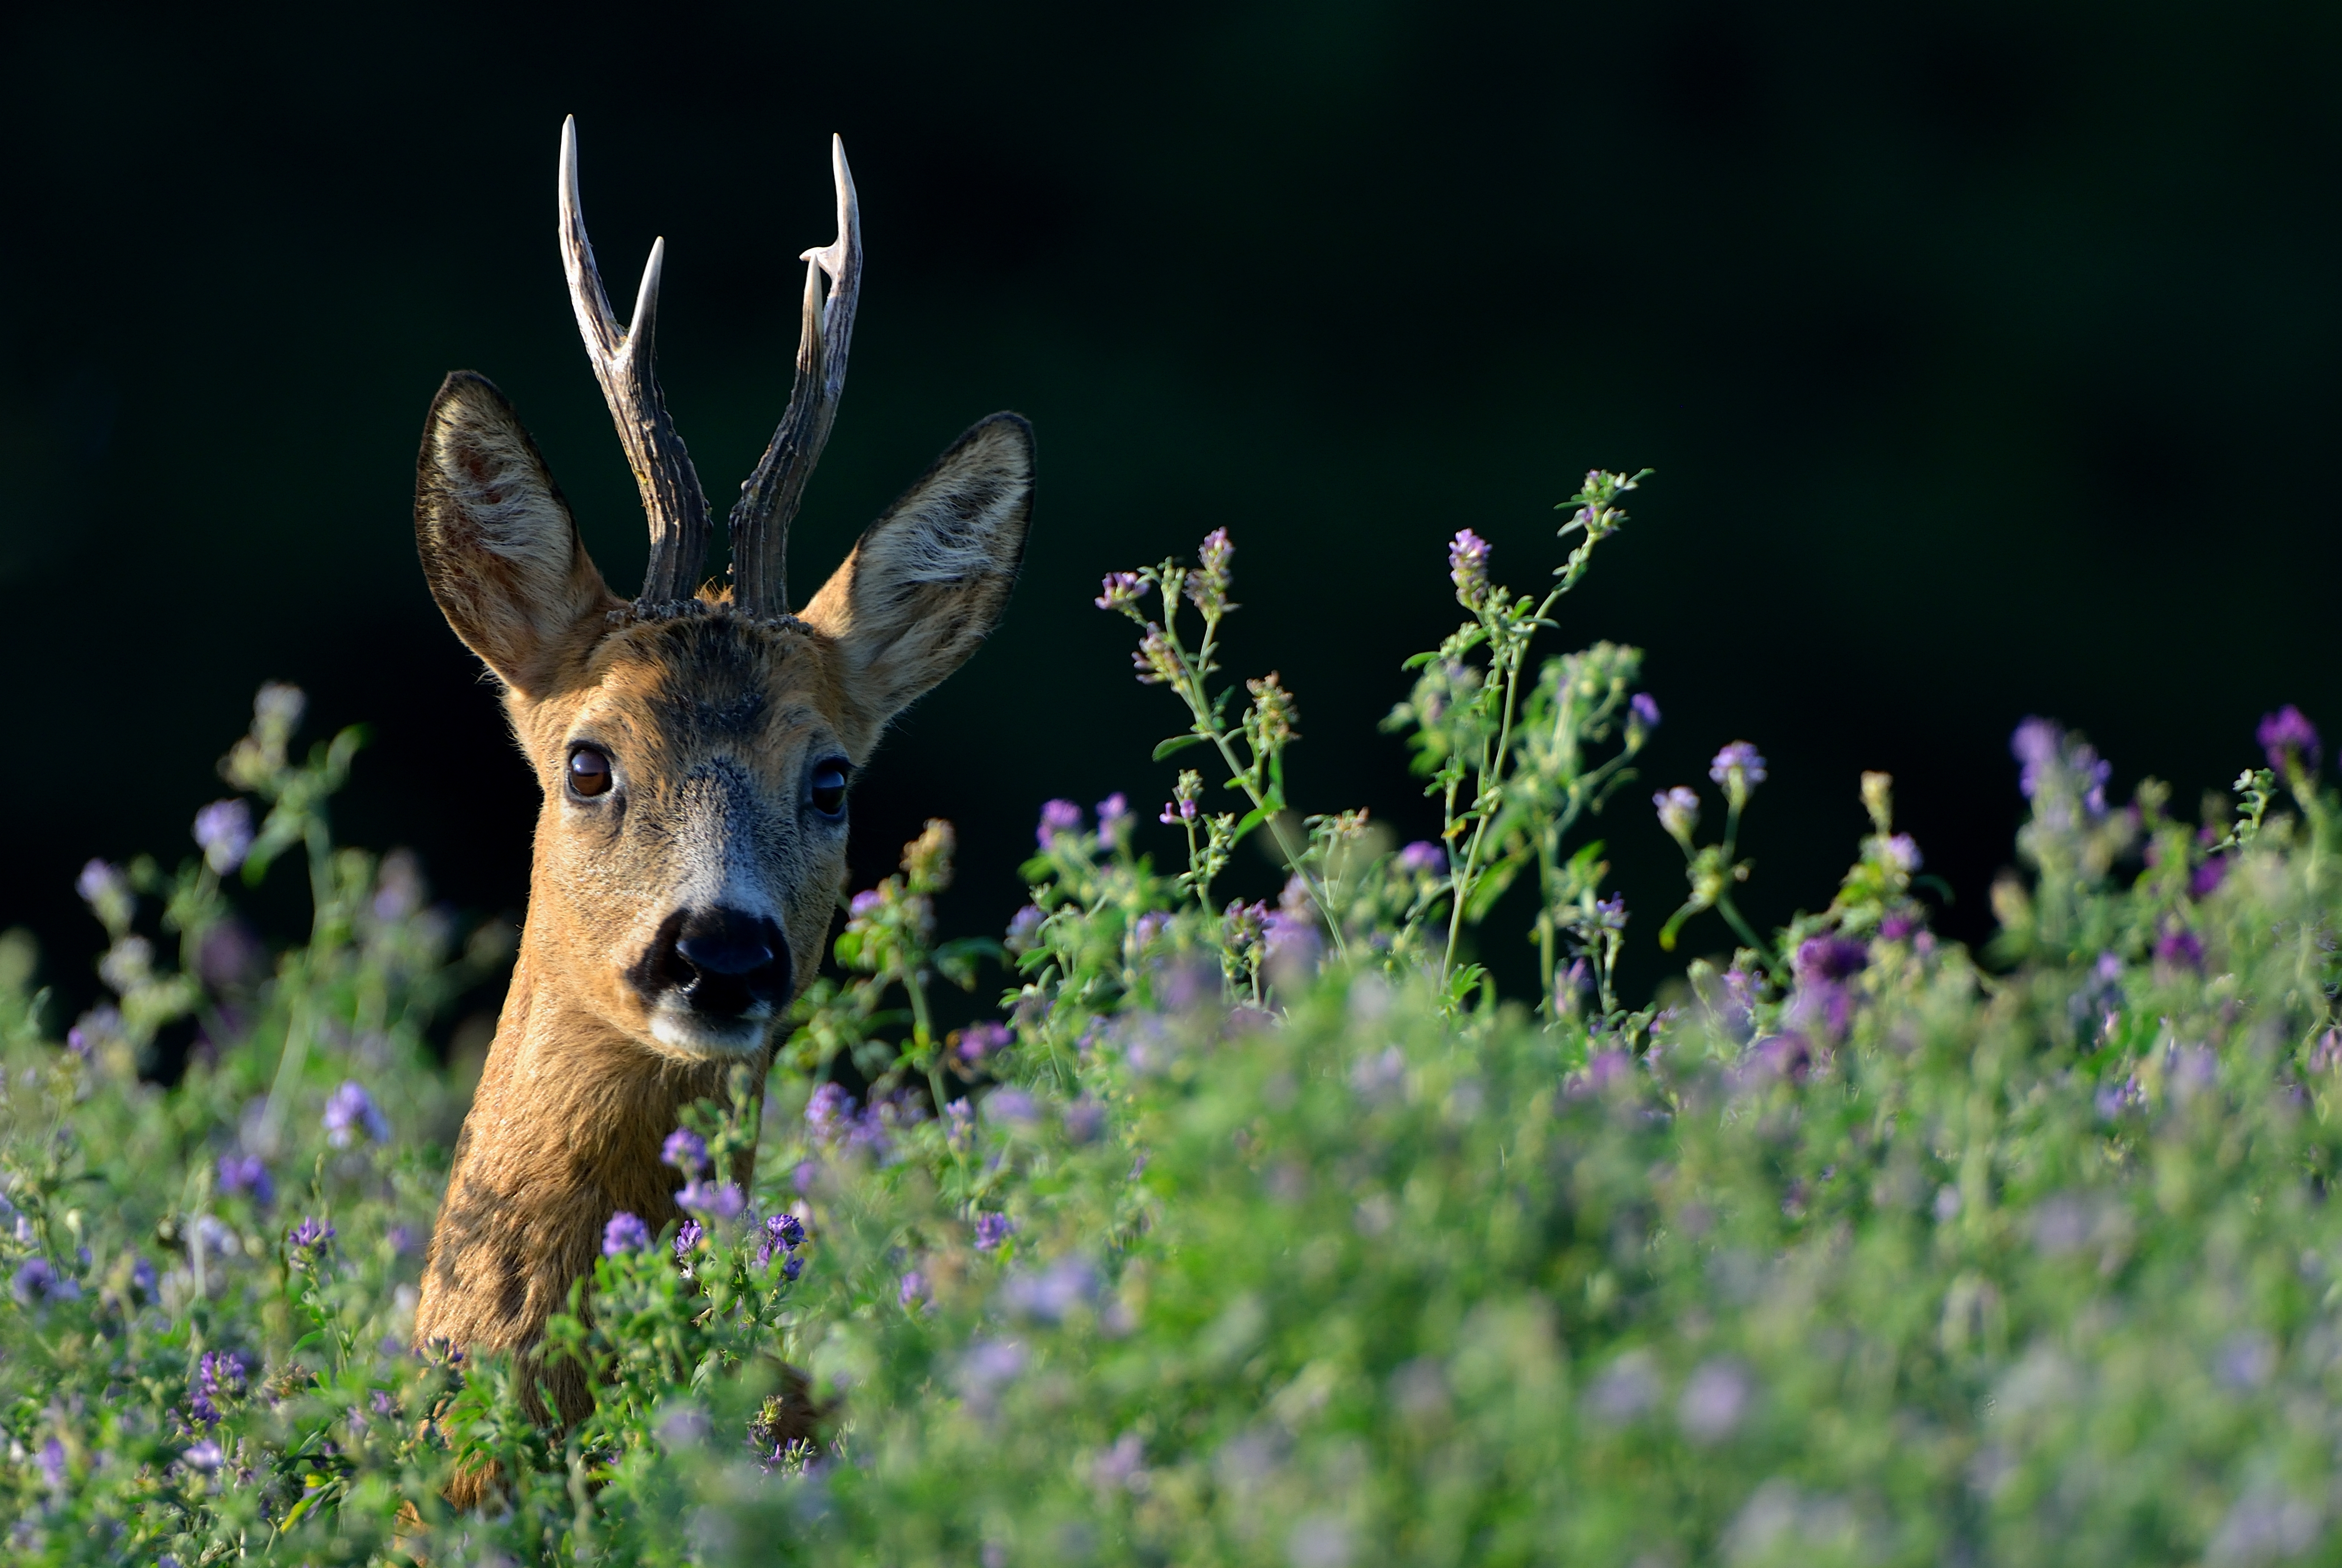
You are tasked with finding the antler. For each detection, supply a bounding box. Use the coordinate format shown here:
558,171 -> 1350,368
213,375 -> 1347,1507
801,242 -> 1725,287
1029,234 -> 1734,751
729,134 -> 862,619
558,116 -> 713,606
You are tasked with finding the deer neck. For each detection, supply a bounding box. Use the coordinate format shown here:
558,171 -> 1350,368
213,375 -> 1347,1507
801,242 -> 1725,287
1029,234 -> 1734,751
413,926 -> 764,1391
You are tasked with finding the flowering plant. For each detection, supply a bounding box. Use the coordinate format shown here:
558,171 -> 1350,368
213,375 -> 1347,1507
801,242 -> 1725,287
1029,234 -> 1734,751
5,470 -> 2342,1567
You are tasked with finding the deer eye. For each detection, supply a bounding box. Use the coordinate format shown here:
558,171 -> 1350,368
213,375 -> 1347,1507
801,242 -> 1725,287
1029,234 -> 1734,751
567,745 -> 613,799
807,757 -> 849,818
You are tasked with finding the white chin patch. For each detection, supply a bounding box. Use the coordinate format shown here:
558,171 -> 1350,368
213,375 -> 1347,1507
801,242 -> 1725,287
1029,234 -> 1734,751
647,1007 -> 773,1059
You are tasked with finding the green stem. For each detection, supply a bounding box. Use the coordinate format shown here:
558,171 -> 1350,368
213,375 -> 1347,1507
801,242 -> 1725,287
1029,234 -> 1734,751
1441,584 -> 1566,982
1165,605 -> 1346,958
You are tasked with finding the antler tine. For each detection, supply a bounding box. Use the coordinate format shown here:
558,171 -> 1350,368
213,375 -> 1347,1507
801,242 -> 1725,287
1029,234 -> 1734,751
557,115 -> 713,607
729,133 -> 862,619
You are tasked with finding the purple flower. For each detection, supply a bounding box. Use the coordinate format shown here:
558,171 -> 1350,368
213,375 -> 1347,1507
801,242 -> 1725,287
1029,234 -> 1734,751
188,1350 -> 246,1425
2155,927 -> 2205,971
1263,906 -> 1322,969
662,1128 -> 710,1177
287,1216 -> 335,1261
1133,623 -> 1181,685
322,1080 -> 389,1148
1006,903 -> 1046,952
1567,1048 -> 1633,1098
957,1339 -> 1028,1411
130,1256 -> 157,1299
370,1389 -> 399,1420
2192,856 -> 2227,898
1448,528 -> 1492,605
1881,834 -> 1922,874
956,1021 -> 1012,1067
1096,793 -> 1132,844
11,1257 -> 79,1306
1709,742 -> 1767,791
946,1097 -> 974,1150
36,1436 -> 66,1491
216,1152 -> 274,1208
192,798 -> 255,876
986,1089 -> 1038,1126
75,858 -> 128,918
674,1219 -> 704,1260
2011,717 -> 2112,818
755,1212 -> 806,1272
678,1180 -> 746,1222
182,1439 -> 225,1472
1653,786 -> 1700,842
1630,692 -> 1661,729
1794,937 -> 1869,984
2259,705 -> 2322,772
1133,911 -> 1170,949
1678,1358 -> 1752,1443
1197,528 -> 1234,582
1593,893 -> 1627,930
974,1212 -> 1015,1252
848,888 -> 883,920
1159,797 -> 1197,826
603,1212 -> 652,1257
1748,1033 -> 1813,1081
2010,717 -> 2060,795
1397,840 -> 1447,875
1093,1432 -> 1147,1492
2095,1073 -> 2144,1120
899,1270 -> 930,1309
1002,1256 -> 1102,1322
1093,570 -> 1143,611
1037,799 -> 1084,847
806,1083 -> 855,1143
1064,1098 -> 1106,1143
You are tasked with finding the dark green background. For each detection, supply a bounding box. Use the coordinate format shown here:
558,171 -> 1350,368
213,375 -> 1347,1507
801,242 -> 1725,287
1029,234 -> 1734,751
5,2 -> 2337,1021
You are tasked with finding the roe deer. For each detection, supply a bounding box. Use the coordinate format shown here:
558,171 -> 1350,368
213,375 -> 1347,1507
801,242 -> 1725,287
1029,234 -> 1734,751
409,119 -> 1032,1490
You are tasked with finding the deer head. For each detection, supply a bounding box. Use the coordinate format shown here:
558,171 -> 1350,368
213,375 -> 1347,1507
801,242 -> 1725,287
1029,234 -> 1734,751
416,121 -> 1031,1062
409,120 -> 1030,1445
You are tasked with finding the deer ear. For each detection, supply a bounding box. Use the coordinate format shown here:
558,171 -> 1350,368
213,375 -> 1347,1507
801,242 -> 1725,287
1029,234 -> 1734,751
800,412 -> 1034,748
414,371 -> 614,695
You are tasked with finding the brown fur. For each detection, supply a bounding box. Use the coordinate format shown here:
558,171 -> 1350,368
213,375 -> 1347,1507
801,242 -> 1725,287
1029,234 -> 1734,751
410,372 -> 1031,1505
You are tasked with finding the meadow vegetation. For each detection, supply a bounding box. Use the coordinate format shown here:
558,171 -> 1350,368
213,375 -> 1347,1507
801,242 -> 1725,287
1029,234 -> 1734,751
6,475 -> 2341,1565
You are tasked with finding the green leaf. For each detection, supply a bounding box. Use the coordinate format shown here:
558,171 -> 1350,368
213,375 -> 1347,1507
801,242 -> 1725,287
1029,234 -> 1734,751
1152,734 -> 1210,762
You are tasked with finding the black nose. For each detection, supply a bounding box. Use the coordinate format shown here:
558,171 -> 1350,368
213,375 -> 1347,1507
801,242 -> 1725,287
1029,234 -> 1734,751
638,907 -> 792,1017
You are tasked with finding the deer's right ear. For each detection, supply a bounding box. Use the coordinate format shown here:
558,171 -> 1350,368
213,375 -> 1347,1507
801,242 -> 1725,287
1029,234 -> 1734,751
414,371 -> 613,695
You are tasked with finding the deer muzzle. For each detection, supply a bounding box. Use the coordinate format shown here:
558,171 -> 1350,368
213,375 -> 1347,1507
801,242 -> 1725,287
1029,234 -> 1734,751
633,905 -> 793,1057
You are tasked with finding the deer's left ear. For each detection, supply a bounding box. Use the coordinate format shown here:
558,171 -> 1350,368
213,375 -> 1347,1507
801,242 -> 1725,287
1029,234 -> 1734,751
801,412 -> 1034,748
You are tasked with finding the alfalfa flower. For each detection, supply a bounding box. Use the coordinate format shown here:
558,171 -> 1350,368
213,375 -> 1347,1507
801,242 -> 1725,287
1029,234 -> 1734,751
602,1212 -> 652,1257
1398,840 -> 1447,877
1709,742 -> 1767,807
2259,705 -> 2321,774
192,799 -> 255,876
1245,672 -> 1299,749
1036,799 -> 1084,848
1185,528 -> 1236,617
662,1128 -> 711,1177
11,1257 -> 80,1307
1093,570 -> 1143,612
287,1216 -> 335,1266
1133,624 -> 1181,686
1654,786 -> 1701,845
322,1081 -> 389,1148
216,1153 -> 273,1208
1448,528 -> 1492,607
